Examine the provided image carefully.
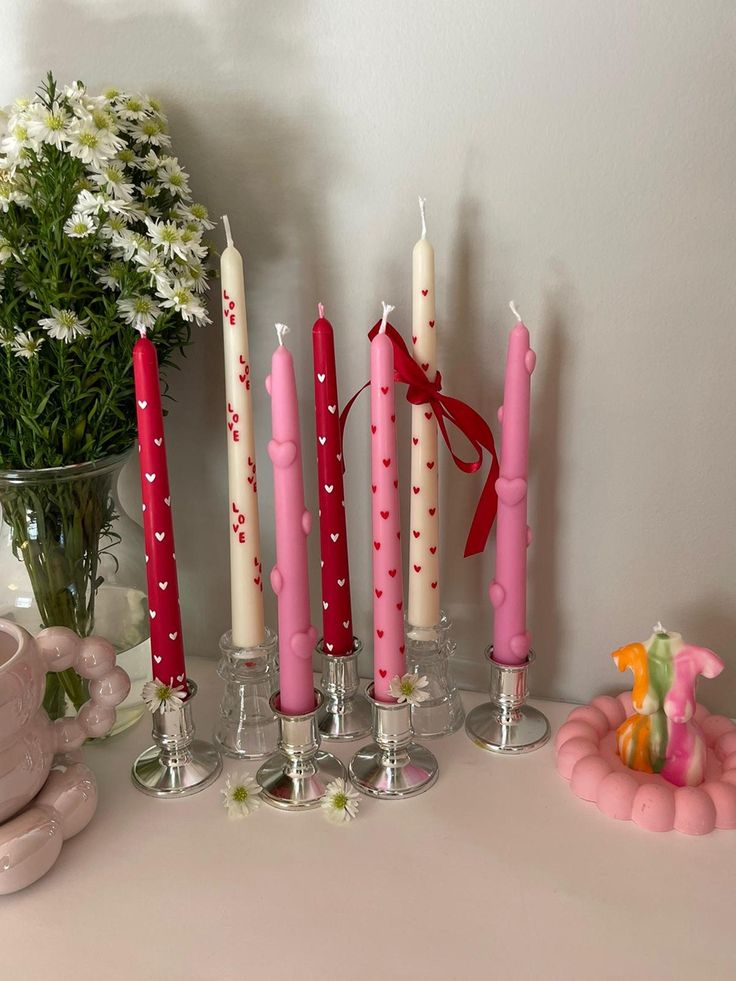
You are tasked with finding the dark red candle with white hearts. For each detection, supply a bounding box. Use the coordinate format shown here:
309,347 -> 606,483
371,303 -> 406,701
133,328 -> 187,690
312,304 -> 353,656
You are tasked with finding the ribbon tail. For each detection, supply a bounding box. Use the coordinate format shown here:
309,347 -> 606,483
338,380 -> 370,474
463,442 -> 500,557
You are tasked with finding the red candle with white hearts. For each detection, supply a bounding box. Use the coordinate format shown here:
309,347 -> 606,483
409,197 -> 440,627
371,303 -> 406,701
489,302 -> 535,666
133,328 -> 187,689
312,304 -> 353,656
266,324 -> 317,716
220,216 -> 265,649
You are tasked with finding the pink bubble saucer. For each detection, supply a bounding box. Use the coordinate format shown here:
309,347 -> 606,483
555,692 -> 736,835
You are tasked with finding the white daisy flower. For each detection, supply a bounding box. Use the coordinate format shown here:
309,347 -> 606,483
96,263 -> 126,290
65,120 -> 122,167
1,118 -> 39,162
63,80 -> 86,100
137,149 -> 162,172
141,678 -> 186,714
321,778 -> 360,824
140,181 -> 159,200
145,218 -> 188,259
117,94 -> 149,122
177,261 -> 209,293
63,211 -> 96,238
10,330 -> 44,359
129,116 -> 170,148
111,229 -> 149,261
98,213 -> 129,240
388,673 -> 431,706
117,294 -> 160,330
38,306 -> 90,343
26,106 -> 69,148
133,246 -> 167,284
174,201 -> 215,229
91,164 -> 134,201
158,278 -> 209,325
221,773 -> 262,819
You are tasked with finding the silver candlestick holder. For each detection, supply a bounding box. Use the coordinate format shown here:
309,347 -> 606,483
256,689 -> 346,810
465,648 -> 550,754
132,680 -> 222,797
316,637 -> 372,741
349,684 -> 439,799
405,611 -> 464,738
214,627 -> 279,759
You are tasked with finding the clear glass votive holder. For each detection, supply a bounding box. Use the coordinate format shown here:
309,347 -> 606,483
214,626 -> 279,760
405,611 -> 465,738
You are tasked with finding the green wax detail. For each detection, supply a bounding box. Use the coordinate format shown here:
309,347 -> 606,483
647,634 -> 673,712
649,710 -> 668,772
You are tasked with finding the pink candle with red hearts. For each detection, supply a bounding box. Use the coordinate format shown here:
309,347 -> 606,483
312,304 -> 353,655
266,324 -> 317,716
371,304 -> 406,701
489,302 -> 535,666
133,329 -> 187,689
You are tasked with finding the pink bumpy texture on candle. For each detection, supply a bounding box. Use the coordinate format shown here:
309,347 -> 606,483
312,314 -> 353,655
371,331 -> 406,700
266,345 -> 317,715
490,321 -> 535,665
133,336 -> 187,688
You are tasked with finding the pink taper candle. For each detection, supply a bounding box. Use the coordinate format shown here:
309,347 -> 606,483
489,302 -> 536,665
371,303 -> 406,701
266,324 -> 317,715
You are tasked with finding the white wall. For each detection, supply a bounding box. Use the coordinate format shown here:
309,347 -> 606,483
3,0 -> 735,711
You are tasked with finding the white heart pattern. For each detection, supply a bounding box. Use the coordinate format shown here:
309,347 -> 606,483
154,437 -> 163,446
342,620 -> 350,629
317,373 -> 326,383
330,533 -> 339,542
155,531 -> 165,541
164,497 -> 171,506
327,404 -> 336,414
323,601 -> 329,610
324,484 -> 334,494
138,400 -> 147,409
318,436 -> 327,445
337,578 -> 345,587
159,581 -> 168,590
169,632 -> 178,640
153,654 -> 162,663
145,473 -> 156,483
149,610 -> 156,618
326,643 -> 334,651
176,674 -> 185,683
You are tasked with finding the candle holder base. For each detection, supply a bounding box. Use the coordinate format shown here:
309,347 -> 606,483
465,648 -> 550,754
316,638 -> 372,741
256,689 -> 346,810
213,627 -> 279,759
349,684 -> 438,799
405,612 -> 464,738
132,680 -> 223,797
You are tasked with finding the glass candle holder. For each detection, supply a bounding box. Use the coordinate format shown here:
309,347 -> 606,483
214,627 -> 279,760
405,611 -> 464,738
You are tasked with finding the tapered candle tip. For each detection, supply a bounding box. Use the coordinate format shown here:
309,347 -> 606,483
222,214 -> 234,247
275,322 -> 290,346
318,302 -> 325,319
509,300 -> 522,323
418,196 -> 427,239
379,302 -> 395,335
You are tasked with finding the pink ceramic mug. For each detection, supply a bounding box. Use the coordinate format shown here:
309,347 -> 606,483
0,620 -> 130,894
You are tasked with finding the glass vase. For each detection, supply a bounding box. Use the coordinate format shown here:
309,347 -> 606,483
0,449 -> 150,734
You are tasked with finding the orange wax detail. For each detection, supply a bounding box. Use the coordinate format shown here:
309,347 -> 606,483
612,642 -> 650,711
617,714 -> 654,773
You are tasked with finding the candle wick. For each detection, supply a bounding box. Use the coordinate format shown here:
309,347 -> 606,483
134,318 -> 147,339
379,302 -> 395,335
275,322 -> 290,346
653,621 -> 667,635
418,195 -> 427,239
509,300 -> 522,323
221,214 -> 234,248
318,302 -> 325,319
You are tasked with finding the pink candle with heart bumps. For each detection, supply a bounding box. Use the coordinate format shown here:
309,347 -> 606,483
371,304 -> 406,701
266,324 -> 317,715
489,303 -> 535,666
133,329 -> 187,689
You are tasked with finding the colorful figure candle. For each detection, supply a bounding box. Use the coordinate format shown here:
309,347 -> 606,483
489,302 -> 535,666
266,324 -> 317,716
371,304 -> 406,701
612,623 -> 724,786
133,328 -> 187,690
220,216 -> 265,649
312,304 -> 353,655
408,197 -> 440,629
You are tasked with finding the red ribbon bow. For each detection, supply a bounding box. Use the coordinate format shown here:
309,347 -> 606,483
341,321 -> 499,556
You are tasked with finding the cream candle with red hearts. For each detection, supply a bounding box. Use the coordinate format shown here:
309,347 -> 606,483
408,197 -> 440,627
489,302 -> 535,666
220,216 -> 265,649
371,304 -> 406,701
266,324 -> 317,716
312,304 -> 353,655
133,328 -> 187,689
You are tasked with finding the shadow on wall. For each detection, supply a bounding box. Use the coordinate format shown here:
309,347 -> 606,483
18,0 -> 342,656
